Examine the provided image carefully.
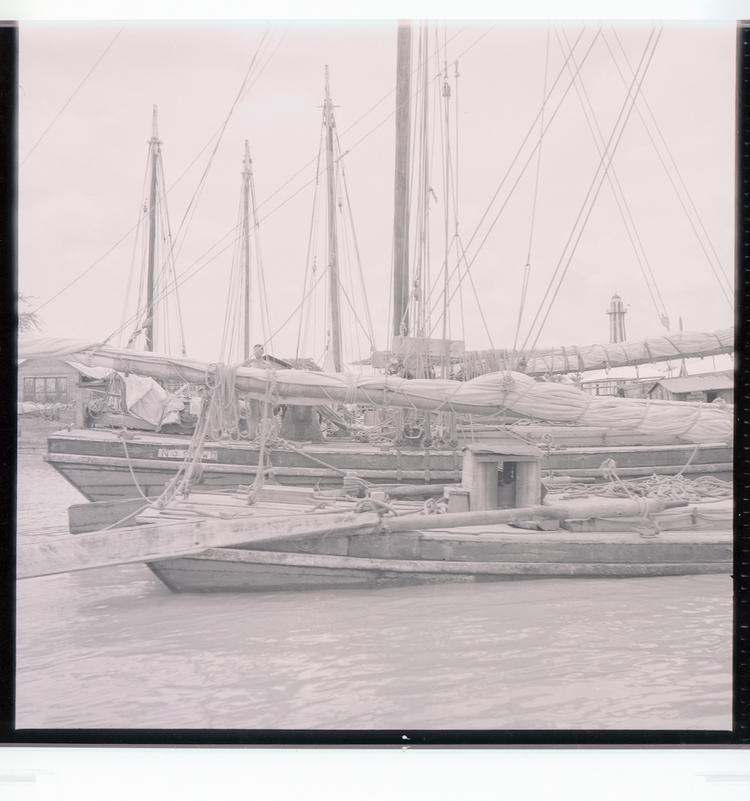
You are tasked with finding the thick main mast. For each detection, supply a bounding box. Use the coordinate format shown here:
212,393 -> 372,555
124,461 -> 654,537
145,105 -> 161,351
392,21 -> 412,339
241,141 -> 252,361
324,66 -> 343,372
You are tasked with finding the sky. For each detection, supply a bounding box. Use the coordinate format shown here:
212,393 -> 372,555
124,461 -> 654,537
18,18 -> 736,367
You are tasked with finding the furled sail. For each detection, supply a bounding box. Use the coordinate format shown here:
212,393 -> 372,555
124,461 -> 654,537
462,327 -> 734,377
18,337 -> 732,445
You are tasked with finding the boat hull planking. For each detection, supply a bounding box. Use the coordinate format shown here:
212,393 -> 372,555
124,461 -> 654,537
46,429 -> 732,502
146,528 -> 733,592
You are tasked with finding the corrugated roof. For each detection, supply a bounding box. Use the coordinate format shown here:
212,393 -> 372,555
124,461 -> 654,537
655,373 -> 733,394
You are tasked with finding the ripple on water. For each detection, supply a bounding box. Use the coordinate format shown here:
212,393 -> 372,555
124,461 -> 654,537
15,453 -> 733,730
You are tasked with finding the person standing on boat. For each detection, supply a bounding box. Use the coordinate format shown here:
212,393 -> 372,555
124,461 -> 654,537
242,344 -> 293,370
242,344 -> 269,368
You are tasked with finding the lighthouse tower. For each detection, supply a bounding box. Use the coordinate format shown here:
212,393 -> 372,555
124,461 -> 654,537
607,293 -> 627,343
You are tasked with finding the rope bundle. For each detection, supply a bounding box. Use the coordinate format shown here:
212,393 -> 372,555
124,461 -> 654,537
544,472 -> 732,503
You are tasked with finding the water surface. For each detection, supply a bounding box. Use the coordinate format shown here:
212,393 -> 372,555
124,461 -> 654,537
16,452 -> 732,730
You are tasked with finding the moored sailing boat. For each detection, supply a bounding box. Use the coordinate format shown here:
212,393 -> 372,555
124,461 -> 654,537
28,22 -> 734,503
19,448 -> 732,593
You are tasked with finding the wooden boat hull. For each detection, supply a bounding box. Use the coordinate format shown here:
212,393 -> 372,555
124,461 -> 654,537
146,526 -> 733,593
46,429 -> 732,502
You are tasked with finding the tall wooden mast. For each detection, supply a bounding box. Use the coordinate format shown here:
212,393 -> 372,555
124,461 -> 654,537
392,21 -> 412,339
324,66 -> 343,372
145,105 -> 161,351
241,140 -> 252,362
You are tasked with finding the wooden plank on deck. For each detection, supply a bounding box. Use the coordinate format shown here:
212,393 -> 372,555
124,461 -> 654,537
18,509 -> 381,579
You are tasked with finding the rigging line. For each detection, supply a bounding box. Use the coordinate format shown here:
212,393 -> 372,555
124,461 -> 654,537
220,195 -> 245,359
34,26 -> 486,320
334,128 -> 377,349
21,25 -> 125,166
156,193 -> 176,353
607,27 -> 733,300
157,154 -> 188,355
334,237 -> 377,349
72,30 -> 491,343
138,32 -> 280,212
130,214 -> 150,345
524,24 -> 551,266
104,214 -> 247,346
121,100 -> 361,347
404,29 -> 423,338
170,30 -> 271,263
525,27 -> 664,356
557,26 -> 668,327
457,232 -> 497,350
246,149 -> 274,352
404,26 -> 426,337
413,25 -> 431,340
129,196 -> 152,346
523,27 -> 661,355
296,112 -> 326,361
333,23 -> 492,225
441,32 -> 452,376
424,26 -> 601,331
138,148 -> 180,353
452,59 -> 466,346
160,227 -> 173,355
30,27 -> 267,323
421,25 -> 595,326
224,231 -> 242,362
342,24 -> 471,138
119,156 -> 150,346
108,126 -> 338,349
34,58 -> 268,322
511,25 -> 550,371
339,240 -> 370,358
238,28 -> 288,104
454,58 -> 460,234
34,211 -> 151,316
30,26 -> 469,321
253,25 -> 481,220
420,30 -> 434,341
612,30 -> 732,292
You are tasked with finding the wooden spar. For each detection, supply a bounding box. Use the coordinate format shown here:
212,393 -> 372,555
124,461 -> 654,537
18,509 -> 382,579
68,497 -> 149,534
21,495 -> 691,579
370,326 -> 734,376
383,497 -> 684,533
392,21 -> 412,338
324,66 -> 343,372
145,105 -> 161,352
242,141 -> 252,362
46,343 -> 735,431
460,327 -> 734,377
440,58 -> 451,379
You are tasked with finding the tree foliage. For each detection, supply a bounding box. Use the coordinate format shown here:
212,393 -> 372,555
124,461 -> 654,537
18,295 -> 40,333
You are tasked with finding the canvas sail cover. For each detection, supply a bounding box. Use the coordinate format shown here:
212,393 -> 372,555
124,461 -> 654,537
18,337 -> 733,445
461,327 -> 734,376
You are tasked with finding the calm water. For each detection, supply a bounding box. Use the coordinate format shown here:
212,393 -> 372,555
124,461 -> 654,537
16,452 -> 732,730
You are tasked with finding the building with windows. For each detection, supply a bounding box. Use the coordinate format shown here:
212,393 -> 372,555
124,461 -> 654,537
18,357 -> 113,412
